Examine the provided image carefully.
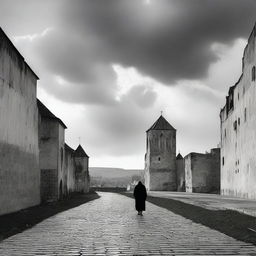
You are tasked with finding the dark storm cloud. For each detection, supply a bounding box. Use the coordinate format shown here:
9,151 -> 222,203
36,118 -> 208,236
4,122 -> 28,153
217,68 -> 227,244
1,0 -> 255,105
60,0 -> 256,85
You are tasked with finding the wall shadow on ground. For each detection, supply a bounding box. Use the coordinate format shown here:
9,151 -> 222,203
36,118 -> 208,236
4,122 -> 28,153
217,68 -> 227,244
91,187 -> 127,192
0,192 -> 100,241
121,192 -> 256,245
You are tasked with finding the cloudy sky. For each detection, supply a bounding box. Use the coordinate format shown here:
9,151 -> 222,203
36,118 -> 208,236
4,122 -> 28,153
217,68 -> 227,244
1,0 -> 255,169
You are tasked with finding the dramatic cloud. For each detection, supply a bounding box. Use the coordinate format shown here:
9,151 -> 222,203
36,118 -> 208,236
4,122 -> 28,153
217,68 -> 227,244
1,0 -> 255,106
59,0 -> 256,85
0,0 -> 254,168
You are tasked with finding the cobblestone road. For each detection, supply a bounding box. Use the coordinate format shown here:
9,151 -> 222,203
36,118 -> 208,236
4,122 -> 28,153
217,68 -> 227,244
1,192 -> 256,255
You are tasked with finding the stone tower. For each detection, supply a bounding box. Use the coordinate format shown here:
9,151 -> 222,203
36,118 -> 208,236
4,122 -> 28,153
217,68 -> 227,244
144,115 -> 177,191
74,145 -> 90,193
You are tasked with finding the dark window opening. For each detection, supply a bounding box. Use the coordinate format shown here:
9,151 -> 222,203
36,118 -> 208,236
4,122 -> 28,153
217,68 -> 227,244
59,180 -> 63,199
227,93 -> 234,113
222,157 -> 224,166
158,157 -> 161,161
233,120 -> 237,131
244,108 -> 247,122
252,66 -> 256,81
238,117 -> 240,125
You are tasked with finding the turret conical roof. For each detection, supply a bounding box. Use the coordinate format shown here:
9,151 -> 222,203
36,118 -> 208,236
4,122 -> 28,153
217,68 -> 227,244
176,153 -> 183,160
74,144 -> 89,158
147,115 -> 176,132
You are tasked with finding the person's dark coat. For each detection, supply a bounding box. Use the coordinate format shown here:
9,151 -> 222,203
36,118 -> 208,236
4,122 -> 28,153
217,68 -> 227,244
133,181 -> 147,211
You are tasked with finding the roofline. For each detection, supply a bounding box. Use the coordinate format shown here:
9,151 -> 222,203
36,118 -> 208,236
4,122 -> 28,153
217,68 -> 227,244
65,143 -> 74,152
219,22 -> 256,114
74,144 -> 89,158
37,99 -> 67,129
0,27 -> 39,80
146,115 -> 176,132
146,127 -> 177,132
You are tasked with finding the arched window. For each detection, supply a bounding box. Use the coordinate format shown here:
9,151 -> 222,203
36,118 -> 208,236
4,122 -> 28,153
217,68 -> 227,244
252,66 -> 256,81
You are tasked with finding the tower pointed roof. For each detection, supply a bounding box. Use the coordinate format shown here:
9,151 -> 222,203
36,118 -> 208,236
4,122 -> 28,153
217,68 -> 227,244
176,153 -> 183,160
147,115 -> 176,132
74,144 -> 89,158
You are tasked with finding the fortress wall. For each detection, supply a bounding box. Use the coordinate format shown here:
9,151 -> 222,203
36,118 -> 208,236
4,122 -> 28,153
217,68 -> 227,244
0,29 -> 40,215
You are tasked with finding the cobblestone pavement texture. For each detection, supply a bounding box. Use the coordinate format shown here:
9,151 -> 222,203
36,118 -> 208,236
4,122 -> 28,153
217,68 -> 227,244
1,192 -> 256,255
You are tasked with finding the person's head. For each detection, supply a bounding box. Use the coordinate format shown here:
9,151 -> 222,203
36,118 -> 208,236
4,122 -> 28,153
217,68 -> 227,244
138,181 -> 142,185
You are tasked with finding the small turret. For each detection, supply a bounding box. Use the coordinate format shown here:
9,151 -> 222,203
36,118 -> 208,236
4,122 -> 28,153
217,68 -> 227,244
74,144 -> 90,193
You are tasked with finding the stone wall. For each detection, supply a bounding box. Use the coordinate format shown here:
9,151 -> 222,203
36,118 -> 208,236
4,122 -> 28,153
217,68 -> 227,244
176,158 -> 185,192
64,144 -> 75,194
40,169 -> 58,201
58,124 -> 65,198
38,118 -> 59,202
184,154 -> 192,192
74,157 -> 90,193
0,28 -> 40,215
38,116 -> 66,201
185,149 -> 220,193
220,23 -> 256,199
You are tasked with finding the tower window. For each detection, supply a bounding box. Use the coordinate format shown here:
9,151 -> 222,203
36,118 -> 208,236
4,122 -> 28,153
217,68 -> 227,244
233,120 -> 237,131
158,157 -> 161,161
222,157 -> 224,166
252,66 -> 256,81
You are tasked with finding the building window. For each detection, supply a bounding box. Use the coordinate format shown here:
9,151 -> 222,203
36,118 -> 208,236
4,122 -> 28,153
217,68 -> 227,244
222,157 -> 224,166
244,108 -> 247,122
238,93 -> 239,100
252,66 -> 256,81
238,117 -> 240,125
228,93 -> 234,111
158,157 -> 161,161
224,129 -> 226,138
233,120 -> 237,131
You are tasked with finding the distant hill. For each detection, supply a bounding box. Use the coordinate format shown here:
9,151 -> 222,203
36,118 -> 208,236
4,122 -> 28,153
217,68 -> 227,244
89,167 -> 143,178
89,167 -> 144,188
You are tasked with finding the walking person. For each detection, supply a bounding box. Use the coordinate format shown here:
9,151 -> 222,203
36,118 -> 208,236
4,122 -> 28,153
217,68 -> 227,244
133,181 -> 147,216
